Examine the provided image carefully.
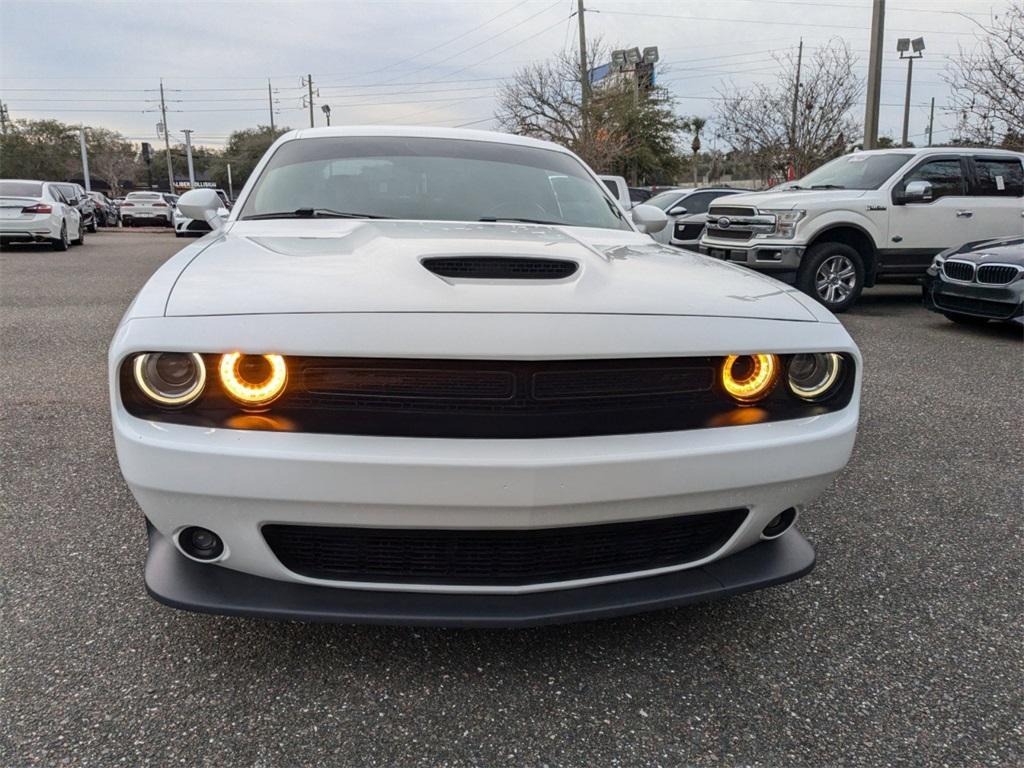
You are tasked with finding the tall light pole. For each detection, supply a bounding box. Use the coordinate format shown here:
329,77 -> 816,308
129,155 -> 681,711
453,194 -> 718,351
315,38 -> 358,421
577,0 -> 589,137
182,129 -> 196,189
78,126 -> 91,193
898,37 -> 925,147
863,0 -> 885,149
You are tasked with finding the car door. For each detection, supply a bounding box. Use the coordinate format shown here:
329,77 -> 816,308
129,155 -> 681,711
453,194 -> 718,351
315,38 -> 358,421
887,155 -> 974,274
966,155 -> 1024,241
669,191 -> 736,247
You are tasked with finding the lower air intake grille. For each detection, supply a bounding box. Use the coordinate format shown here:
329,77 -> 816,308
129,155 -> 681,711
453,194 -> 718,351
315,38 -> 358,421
674,223 -> 705,241
934,294 -> 1018,319
977,264 -> 1020,285
706,227 -> 751,241
263,509 -> 747,586
422,257 -> 578,279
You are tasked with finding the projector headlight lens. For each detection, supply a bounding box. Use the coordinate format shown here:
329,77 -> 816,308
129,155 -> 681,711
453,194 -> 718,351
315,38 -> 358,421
787,353 -> 844,401
219,352 -> 287,406
133,352 -> 206,406
721,354 -> 779,404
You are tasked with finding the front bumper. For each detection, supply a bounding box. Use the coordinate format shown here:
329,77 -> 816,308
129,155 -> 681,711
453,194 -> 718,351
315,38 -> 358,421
923,274 -> 1024,323
145,521 -> 815,627
699,241 -> 804,276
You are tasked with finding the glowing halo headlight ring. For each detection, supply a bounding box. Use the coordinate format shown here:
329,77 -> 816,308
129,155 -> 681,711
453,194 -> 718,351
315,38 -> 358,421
133,352 -> 206,407
787,352 -> 844,401
721,353 -> 779,404
219,352 -> 288,407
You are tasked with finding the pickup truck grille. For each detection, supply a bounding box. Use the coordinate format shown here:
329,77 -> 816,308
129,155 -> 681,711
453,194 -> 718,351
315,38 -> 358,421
262,509 -> 748,586
708,205 -> 758,217
705,227 -> 751,241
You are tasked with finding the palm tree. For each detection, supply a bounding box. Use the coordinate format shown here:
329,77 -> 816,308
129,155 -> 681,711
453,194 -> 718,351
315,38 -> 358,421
687,117 -> 707,186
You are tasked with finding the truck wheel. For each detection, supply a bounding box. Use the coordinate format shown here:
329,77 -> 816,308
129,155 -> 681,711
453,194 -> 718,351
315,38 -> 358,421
797,242 -> 864,313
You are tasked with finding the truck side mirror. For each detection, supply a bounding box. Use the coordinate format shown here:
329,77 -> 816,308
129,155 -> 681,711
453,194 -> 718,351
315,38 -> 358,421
897,180 -> 933,205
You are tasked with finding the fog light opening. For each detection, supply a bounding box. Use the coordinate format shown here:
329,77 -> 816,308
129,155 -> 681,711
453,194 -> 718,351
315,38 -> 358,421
178,526 -> 224,561
761,508 -> 797,540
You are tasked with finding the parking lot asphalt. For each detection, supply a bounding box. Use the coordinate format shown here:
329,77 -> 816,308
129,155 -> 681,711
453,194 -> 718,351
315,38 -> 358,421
2,231 -> 1021,768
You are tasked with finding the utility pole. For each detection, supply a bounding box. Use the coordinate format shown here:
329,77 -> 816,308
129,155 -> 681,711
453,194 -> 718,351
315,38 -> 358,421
268,79 -> 276,131
227,164 -> 234,200
0,101 -> 10,134
303,74 -> 315,128
577,0 -> 589,136
159,79 -> 174,193
863,0 -> 885,149
78,125 -> 91,193
789,38 -> 803,175
182,129 -> 196,189
927,97 -> 935,146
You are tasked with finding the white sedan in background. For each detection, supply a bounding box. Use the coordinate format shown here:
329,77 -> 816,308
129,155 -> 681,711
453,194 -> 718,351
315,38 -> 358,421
0,179 -> 83,250
646,187 -> 746,248
120,191 -> 174,227
110,126 -> 860,627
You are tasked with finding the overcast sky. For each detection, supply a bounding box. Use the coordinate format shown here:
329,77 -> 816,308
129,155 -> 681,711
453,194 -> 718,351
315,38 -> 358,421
0,0 -> 1006,150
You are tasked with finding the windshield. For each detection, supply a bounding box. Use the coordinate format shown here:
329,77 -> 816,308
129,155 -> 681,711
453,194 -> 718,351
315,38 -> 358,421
645,190 -> 686,210
0,181 -> 43,197
239,136 -> 630,230
797,153 -> 914,190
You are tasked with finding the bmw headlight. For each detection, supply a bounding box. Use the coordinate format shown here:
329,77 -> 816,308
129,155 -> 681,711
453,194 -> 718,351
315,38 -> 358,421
759,209 -> 806,239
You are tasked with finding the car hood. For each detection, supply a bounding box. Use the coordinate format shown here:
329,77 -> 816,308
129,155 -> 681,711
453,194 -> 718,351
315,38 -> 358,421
163,220 -> 817,321
712,189 -> 869,211
945,237 -> 1024,265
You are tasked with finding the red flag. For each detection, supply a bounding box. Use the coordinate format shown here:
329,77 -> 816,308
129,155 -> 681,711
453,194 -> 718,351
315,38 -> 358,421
787,163 -> 796,181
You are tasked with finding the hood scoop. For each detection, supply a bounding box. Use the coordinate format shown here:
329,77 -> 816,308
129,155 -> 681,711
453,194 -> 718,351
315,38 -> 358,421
421,256 -> 579,280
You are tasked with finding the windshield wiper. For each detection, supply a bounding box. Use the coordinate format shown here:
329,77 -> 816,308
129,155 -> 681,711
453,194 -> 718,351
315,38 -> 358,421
242,208 -> 392,220
810,184 -> 845,190
478,216 -> 565,225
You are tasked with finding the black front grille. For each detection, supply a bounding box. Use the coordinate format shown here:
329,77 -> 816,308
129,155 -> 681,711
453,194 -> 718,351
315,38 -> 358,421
674,223 -> 704,241
943,260 -> 975,281
706,227 -> 751,241
977,264 -> 1020,285
185,220 -> 212,232
422,257 -> 578,280
934,294 -> 1018,319
708,206 -> 757,217
262,509 -> 747,586
122,354 -> 859,438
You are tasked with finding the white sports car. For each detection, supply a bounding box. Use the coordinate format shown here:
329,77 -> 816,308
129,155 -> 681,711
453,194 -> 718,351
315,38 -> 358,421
110,126 -> 860,627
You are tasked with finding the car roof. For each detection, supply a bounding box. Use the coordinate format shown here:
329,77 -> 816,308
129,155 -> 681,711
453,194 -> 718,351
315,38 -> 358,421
851,147 -> 1024,158
286,125 -> 573,155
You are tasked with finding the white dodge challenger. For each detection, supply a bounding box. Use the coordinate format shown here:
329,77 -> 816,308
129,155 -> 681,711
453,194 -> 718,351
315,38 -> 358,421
109,126 -> 860,626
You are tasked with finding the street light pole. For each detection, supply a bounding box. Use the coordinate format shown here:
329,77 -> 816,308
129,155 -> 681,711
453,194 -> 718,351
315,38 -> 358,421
898,37 -> 925,147
78,125 -> 91,193
182,129 -> 196,189
159,79 -> 174,193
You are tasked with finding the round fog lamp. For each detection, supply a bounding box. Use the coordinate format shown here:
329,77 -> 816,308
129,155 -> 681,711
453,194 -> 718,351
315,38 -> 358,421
788,353 -> 843,401
721,354 -> 779,403
133,352 -> 206,406
219,352 -> 287,406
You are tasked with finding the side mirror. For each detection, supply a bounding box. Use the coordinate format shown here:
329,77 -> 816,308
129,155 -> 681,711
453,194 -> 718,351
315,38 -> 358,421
899,180 -> 933,204
178,188 -> 227,230
631,204 -> 669,234
667,205 -> 687,216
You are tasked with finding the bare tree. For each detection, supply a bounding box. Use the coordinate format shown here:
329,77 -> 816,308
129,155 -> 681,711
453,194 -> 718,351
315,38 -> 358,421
496,42 -> 687,179
943,3 -> 1024,150
715,40 -> 862,183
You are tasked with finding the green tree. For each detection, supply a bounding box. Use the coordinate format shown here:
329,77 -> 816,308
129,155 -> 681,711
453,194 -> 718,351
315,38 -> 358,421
208,126 -> 288,194
0,119 -> 80,180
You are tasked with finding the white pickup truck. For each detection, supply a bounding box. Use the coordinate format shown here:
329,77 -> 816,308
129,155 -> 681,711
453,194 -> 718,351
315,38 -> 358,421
698,148 -> 1024,311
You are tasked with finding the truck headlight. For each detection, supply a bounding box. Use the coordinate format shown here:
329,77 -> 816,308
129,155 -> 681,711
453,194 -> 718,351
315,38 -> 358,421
759,209 -> 805,239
